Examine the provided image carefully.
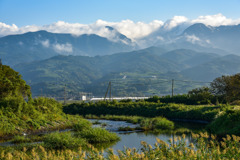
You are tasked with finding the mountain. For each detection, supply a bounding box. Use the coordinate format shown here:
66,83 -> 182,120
0,29 -> 137,66
2,23 -> 240,67
182,23 -> 240,54
139,23 -> 239,56
181,54 -> 240,81
13,47 -> 180,97
13,47 -> 225,97
14,47 -> 180,83
104,26 -> 133,44
160,49 -> 219,68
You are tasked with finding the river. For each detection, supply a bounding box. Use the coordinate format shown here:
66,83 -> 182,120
0,119 -> 206,151
88,119 -> 206,151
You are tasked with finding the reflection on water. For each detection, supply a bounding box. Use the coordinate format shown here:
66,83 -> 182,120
89,119 -> 205,151
0,119 -> 206,150
88,119 -> 140,131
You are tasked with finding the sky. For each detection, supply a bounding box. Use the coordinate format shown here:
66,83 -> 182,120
1,0 -> 240,39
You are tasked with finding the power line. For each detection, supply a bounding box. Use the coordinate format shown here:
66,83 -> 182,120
174,79 -> 211,84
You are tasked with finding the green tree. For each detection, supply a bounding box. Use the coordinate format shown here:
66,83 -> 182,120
188,87 -> 213,104
210,73 -> 240,102
0,65 -> 31,100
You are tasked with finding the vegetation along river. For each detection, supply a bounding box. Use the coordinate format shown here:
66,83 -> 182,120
0,119 -> 206,151
88,119 -> 206,151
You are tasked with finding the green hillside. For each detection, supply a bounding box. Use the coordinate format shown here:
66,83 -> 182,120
0,30 -> 136,66
14,47 -> 221,97
181,54 -> 240,81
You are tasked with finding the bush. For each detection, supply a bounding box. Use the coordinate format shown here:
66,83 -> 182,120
207,109 -> 240,135
139,117 -> 174,130
43,132 -> 86,150
12,135 -> 30,144
75,128 -> 120,143
152,117 -> 174,130
72,119 -> 92,131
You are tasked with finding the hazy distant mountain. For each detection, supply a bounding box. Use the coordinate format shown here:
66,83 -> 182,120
181,23 -> 240,54
160,49 -> 219,68
13,47 -> 181,96
14,47 -> 238,97
139,23 -> 239,55
0,29 -> 137,66
104,26 -> 133,45
181,54 -> 240,81
14,47 -> 180,84
2,23 -> 240,67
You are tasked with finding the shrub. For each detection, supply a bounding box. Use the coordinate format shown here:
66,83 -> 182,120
75,128 -> 120,143
72,119 -> 92,131
139,117 -> 174,130
12,135 -> 30,144
43,132 -> 86,150
207,109 -> 240,135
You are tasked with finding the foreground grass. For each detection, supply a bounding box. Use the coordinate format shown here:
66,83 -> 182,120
1,133 -> 240,159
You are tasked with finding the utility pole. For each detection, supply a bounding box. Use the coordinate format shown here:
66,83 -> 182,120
64,84 -> 66,105
104,81 -> 111,101
109,81 -> 112,101
172,79 -> 174,97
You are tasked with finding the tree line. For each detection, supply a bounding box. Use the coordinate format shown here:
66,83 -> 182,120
147,73 -> 240,105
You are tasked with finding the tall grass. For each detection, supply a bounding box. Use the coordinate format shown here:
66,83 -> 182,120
1,133 -> 240,159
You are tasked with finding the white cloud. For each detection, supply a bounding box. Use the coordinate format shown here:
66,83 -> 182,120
18,41 -> 23,45
112,19 -> 164,39
0,22 -> 18,35
206,39 -> 211,44
0,20 -> 163,40
191,13 -> 240,26
156,36 -> 164,41
40,39 -> 50,48
0,14 -> 240,40
163,16 -> 188,30
53,43 -> 72,53
186,34 -> 201,44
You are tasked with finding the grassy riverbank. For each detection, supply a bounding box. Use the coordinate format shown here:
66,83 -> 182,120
0,65 -> 86,138
64,100 -> 240,136
0,97 -> 84,138
2,118 -> 120,151
86,115 -> 174,131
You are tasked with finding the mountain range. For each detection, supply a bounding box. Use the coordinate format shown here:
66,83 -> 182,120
13,47 -> 240,97
1,23 -> 240,97
0,27 -> 137,66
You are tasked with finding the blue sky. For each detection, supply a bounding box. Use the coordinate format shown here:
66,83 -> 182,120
0,0 -> 240,26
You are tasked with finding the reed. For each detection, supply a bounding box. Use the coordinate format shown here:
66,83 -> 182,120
1,133 -> 240,159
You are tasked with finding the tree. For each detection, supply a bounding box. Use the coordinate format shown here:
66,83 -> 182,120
188,87 -> 213,104
210,74 -> 240,102
0,65 -> 31,100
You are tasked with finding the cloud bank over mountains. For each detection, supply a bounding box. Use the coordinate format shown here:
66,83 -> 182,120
1,14 -> 240,40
